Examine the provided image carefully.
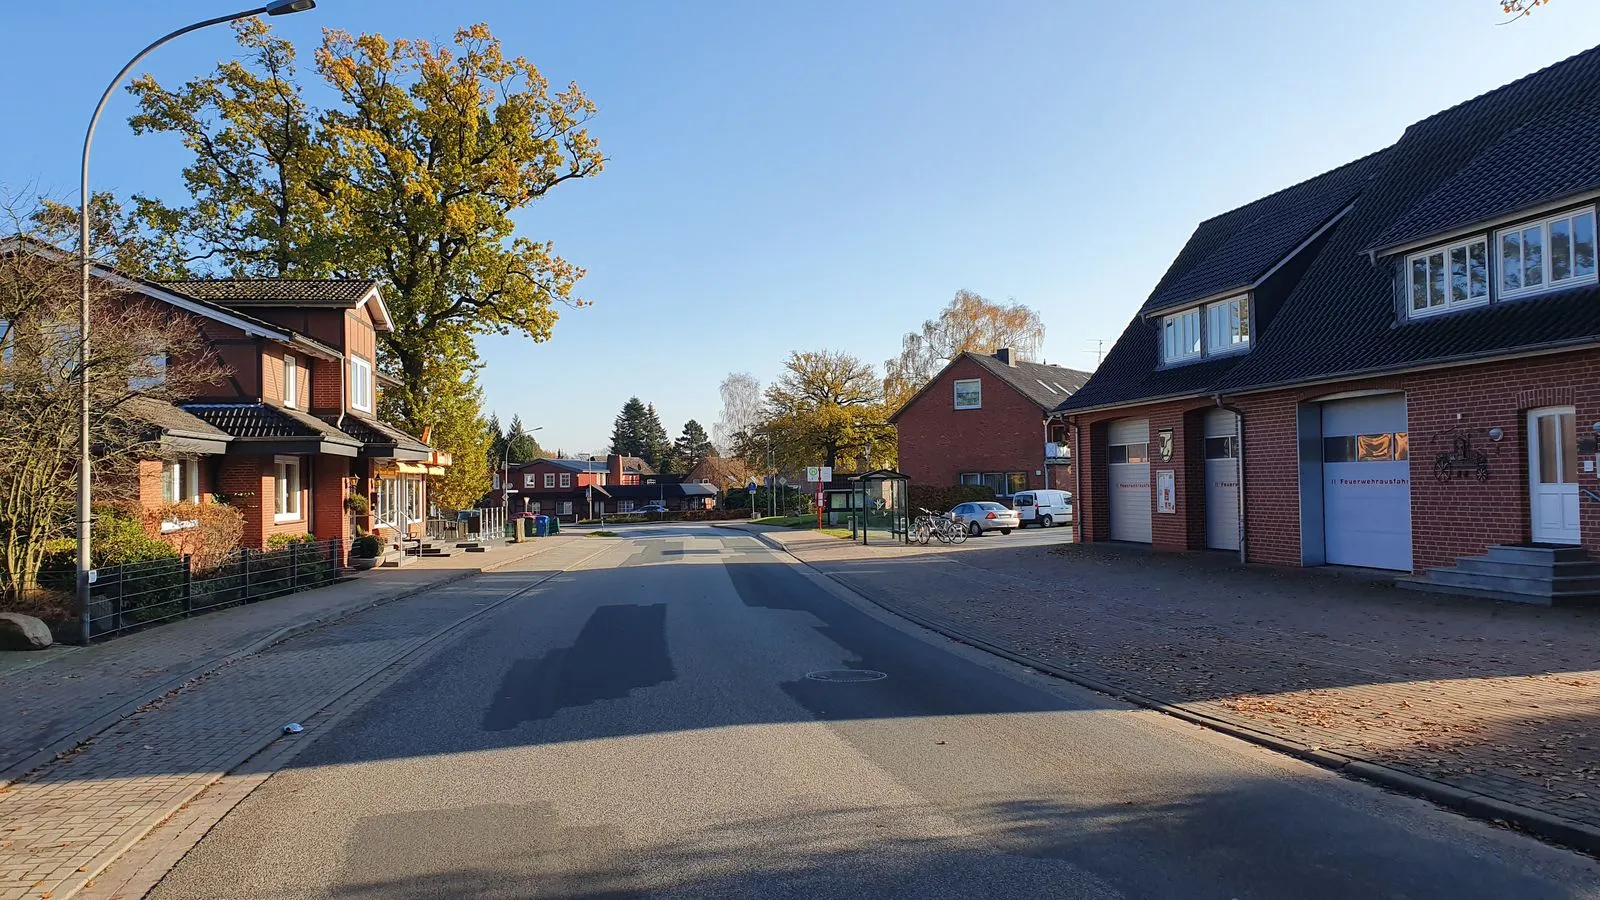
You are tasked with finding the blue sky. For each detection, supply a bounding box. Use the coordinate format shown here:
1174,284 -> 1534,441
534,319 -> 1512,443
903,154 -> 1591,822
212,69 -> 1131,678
3,2 -> 1597,453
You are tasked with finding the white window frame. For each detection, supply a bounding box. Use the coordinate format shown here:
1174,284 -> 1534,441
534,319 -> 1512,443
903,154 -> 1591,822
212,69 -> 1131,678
162,459 -> 201,505
1497,208 -> 1598,301
953,378 -> 982,410
1161,308 -> 1201,364
619,499 -> 635,513
559,472 -> 571,488
1407,237 -> 1489,318
282,353 -> 298,408
544,472 -> 556,488
558,500 -> 574,516
523,473 -> 537,488
349,355 -> 373,413
403,475 -> 424,525
0,318 -> 10,366
1203,295 -> 1251,354
273,456 -> 304,523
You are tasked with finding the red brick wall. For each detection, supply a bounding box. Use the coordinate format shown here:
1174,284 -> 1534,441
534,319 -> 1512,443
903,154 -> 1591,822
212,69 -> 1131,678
218,456 -> 271,549
1070,348 -> 1600,573
1071,398 -> 1216,552
896,356 -> 1050,494
311,357 -> 343,412
312,458 -> 352,566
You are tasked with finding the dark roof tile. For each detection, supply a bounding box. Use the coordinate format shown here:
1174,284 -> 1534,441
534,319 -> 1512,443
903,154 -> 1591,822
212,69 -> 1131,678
163,279 -> 378,305
963,353 -> 1093,410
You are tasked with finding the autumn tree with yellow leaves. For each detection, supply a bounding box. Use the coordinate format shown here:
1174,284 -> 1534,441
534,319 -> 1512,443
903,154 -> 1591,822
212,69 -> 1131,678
122,19 -> 603,508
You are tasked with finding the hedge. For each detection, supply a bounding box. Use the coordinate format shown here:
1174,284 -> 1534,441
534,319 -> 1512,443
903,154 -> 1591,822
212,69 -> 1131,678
908,484 -> 995,514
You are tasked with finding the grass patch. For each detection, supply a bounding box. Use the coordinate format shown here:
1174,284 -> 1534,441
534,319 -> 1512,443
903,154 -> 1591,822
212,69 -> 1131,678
588,530 -> 620,538
817,528 -> 853,539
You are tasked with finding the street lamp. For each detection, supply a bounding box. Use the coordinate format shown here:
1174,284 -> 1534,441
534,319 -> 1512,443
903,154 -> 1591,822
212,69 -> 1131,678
77,0 -> 318,643
501,424 -> 543,520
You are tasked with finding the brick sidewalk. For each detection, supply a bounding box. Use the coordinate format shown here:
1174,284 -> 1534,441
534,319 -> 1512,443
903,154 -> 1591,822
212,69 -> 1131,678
0,537 -> 574,785
737,525 -> 1600,846
0,536 -> 614,900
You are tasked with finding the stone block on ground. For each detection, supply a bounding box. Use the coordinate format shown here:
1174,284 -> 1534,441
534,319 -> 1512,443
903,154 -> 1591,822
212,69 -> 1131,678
0,612 -> 54,650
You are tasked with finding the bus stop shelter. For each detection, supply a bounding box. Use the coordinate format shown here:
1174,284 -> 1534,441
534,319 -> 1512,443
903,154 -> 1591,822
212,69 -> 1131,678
849,469 -> 910,545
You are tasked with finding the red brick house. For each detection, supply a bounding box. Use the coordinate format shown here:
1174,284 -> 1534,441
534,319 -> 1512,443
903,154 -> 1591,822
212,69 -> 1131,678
19,251 -> 447,563
1058,45 -> 1600,599
489,454 -> 713,519
892,348 -> 1089,501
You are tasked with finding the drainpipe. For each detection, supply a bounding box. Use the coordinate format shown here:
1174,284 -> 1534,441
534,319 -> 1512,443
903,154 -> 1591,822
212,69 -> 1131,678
1072,415 -> 1082,538
1215,394 -> 1247,564
336,355 -> 347,429
1043,417 -> 1051,491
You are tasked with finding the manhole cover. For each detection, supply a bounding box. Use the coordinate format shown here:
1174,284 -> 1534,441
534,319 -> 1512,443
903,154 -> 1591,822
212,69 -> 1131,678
805,669 -> 887,683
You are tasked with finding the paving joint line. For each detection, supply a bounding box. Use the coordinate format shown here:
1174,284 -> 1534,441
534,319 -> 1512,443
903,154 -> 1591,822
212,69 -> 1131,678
0,539 -> 569,791
724,524 -> 1600,859
37,539 -> 618,900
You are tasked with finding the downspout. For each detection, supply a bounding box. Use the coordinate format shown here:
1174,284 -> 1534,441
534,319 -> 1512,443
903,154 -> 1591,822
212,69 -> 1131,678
1215,393 -> 1247,565
336,354 -> 347,429
1073,415 -> 1082,538
1042,417 -> 1051,491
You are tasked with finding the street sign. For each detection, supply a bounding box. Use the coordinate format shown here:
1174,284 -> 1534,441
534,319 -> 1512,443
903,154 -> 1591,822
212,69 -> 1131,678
820,466 -> 832,483
586,486 -> 593,500
747,480 -> 758,493
807,466 -> 833,483
778,476 -> 788,487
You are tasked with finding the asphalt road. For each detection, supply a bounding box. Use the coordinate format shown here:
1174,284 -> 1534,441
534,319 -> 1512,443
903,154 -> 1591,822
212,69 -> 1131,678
149,525 -> 1600,899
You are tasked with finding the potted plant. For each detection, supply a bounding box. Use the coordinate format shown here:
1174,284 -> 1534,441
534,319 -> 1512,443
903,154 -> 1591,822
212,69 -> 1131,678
350,534 -> 384,570
345,493 -> 374,535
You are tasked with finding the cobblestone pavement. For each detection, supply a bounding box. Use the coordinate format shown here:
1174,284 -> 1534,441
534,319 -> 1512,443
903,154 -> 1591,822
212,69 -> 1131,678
742,526 -> 1600,840
0,539 -> 572,783
0,538 -> 614,900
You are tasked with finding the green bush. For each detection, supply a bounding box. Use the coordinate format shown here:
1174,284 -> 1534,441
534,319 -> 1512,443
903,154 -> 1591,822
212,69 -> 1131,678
351,534 -> 383,559
267,532 -> 320,549
908,484 -> 995,514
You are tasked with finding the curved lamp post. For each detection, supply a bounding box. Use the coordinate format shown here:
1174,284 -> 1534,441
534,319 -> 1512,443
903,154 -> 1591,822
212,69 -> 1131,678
77,0 -> 317,644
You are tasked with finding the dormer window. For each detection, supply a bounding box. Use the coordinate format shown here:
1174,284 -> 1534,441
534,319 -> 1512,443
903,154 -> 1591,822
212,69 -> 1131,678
349,355 -> 373,413
1161,308 -> 1200,363
1161,295 -> 1249,365
1408,237 -> 1487,317
282,354 -> 297,408
1497,208 -> 1595,300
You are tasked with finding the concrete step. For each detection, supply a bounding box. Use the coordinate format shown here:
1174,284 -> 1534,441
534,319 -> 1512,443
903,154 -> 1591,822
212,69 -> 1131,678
379,554 -> 415,568
1396,577 -> 1555,606
464,545 -> 489,553
1484,544 -> 1590,565
1454,556 -> 1600,578
1423,567 -> 1600,596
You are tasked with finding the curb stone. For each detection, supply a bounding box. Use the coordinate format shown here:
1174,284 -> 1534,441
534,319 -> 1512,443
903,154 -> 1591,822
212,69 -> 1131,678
0,539 -> 568,789
723,523 -> 1600,857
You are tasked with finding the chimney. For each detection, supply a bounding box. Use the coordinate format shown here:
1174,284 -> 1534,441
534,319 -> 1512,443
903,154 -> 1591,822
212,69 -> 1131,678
607,453 -> 624,482
994,347 -> 1015,367
420,425 -> 433,444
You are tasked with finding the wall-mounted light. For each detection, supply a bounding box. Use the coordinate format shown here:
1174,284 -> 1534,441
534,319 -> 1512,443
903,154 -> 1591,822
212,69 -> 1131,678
1488,427 -> 1504,442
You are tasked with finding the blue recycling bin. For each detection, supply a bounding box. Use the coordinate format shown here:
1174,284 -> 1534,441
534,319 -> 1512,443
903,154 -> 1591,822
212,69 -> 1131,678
535,515 -> 550,538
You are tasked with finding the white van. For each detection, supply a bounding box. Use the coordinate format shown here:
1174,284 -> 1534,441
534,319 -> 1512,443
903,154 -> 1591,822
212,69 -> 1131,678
1013,490 -> 1072,527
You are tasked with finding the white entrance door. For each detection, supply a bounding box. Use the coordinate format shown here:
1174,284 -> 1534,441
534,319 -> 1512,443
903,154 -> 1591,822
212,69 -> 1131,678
1204,409 -> 1240,551
1528,406 -> 1580,545
1108,418 -> 1152,543
1322,394 -> 1412,570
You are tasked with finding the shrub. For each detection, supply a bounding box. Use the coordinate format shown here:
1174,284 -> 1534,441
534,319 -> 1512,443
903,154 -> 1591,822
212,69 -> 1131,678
908,484 -> 994,514
351,534 -> 383,559
142,502 -> 243,573
267,532 -> 320,549
344,493 -> 370,515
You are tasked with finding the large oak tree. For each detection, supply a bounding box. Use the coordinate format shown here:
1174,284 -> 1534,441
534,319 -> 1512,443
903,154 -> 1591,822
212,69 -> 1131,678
123,19 -> 603,508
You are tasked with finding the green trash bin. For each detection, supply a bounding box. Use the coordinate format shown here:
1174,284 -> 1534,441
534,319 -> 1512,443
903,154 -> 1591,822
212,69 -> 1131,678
548,516 -> 561,535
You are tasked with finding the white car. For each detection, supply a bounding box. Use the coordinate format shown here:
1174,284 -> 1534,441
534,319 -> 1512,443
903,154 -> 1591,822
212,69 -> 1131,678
1013,489 -> 1072,527
949,501 -> 1020,536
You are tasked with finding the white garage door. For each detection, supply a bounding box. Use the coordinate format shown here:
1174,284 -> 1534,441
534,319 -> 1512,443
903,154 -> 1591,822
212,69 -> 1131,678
1205,409 -> 1239,552
1109,418 -> 1152,543
1322,395 -> 1411,570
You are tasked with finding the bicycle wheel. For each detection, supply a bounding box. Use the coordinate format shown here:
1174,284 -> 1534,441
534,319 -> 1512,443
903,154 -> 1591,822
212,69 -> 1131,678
911,521 -> 931,545
949,523 -> 968,544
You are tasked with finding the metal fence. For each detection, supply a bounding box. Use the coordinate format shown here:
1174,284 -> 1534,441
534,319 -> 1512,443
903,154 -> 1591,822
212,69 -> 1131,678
426,507 -> 506,544
76,538 -> 343,641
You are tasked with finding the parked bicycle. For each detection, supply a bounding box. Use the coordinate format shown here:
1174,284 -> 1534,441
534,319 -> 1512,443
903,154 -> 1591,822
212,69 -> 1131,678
911,507 -> 967,545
